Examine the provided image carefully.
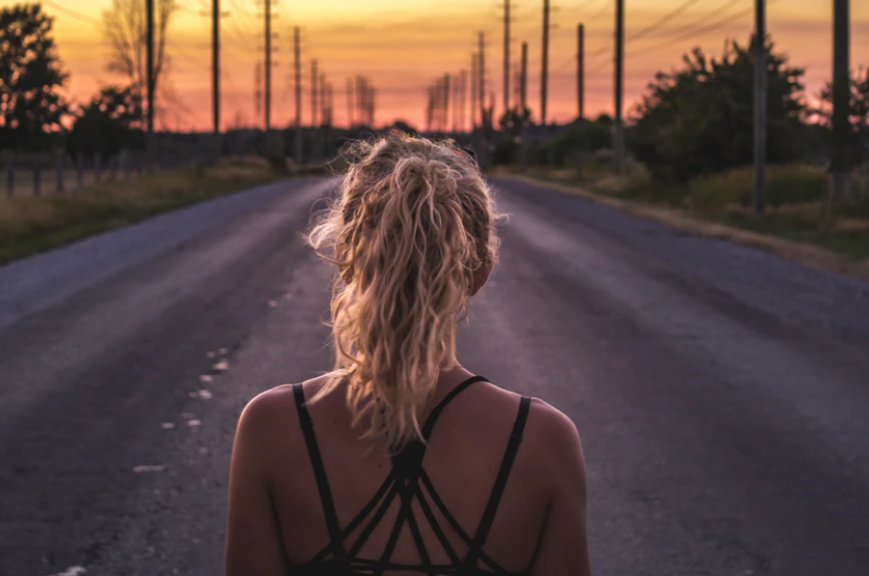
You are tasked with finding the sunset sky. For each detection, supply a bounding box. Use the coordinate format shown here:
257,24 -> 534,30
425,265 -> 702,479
13,0 -> 869,132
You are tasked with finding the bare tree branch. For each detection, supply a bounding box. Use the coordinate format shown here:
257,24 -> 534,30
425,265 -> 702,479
101,0 -> 178,124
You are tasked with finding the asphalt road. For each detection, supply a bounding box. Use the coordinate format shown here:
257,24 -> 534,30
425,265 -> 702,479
1,176 -> 868,576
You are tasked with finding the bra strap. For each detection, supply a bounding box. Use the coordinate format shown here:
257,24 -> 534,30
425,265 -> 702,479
420,375 -> 489,440
464,396 -> 532,568
293,383 -> 346,559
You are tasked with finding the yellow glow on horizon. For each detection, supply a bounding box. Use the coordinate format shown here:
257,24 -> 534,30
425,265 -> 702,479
4,0 -> 868,131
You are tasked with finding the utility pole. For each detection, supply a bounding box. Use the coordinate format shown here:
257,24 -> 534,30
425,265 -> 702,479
444,74 -> 451,133
578,23 -> 584,121
753,0 -> 767,213
146,0 -> 154,157
347,78 -> 355,128
504,0 -> 511,116
460,70 -> 468,132
293,26 -> 302,164
264,0 -> 271,134
426,85 -> 434,133
311,60 -> 319,127
453,74 -> 460,133
471,54 -> 479,129
832,0 -> 851,202
478,33 -> 486,124
320,72 -> 327,125
212,0 -> 220,135
541,0 -> 550,126
255,61 -> 262,123
614,0 -> 624,174
356,76 -> 364,126
521,41 -> 528,115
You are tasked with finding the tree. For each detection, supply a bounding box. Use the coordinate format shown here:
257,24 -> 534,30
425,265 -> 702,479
816,67 -> 869,168
630,37 -> 809,182
390,120 -> 418,136
0,3 -> 69,151
498,107 -> 531,137
67,85 -> 145,157
102,0 -> 178,122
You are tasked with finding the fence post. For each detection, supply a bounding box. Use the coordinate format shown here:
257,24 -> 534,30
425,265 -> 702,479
33,156 -> 41,197
6,154 -> 13,198
56,150 -> 64,193
95,152 -> 102,185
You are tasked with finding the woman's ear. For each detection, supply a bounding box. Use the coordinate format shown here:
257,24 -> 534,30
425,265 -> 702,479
470,251 -> 494,296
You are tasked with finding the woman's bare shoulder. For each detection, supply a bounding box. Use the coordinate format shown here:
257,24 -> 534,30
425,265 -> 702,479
475,382 -> 582,462
234,379 -> 326,459
239,375 -> 330,425
523,396 -> 585,492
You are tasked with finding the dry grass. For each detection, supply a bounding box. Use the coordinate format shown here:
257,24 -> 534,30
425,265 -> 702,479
0,156 -> 282,265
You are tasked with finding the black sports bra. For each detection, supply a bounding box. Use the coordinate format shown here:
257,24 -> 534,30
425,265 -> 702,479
289,375 -> 533,575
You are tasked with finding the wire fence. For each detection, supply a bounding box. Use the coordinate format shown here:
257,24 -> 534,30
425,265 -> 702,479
2,135 -> 224,200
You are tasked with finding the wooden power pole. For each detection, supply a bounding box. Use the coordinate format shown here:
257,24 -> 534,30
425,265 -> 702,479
293,26 -> 302,164
578,23 -> 584,121
541,0 -> 550,126
254,61 -> 262,122
311,60 -> 318,127
479,33 -> 486,125
471,53 -> 478,129
212,0 -> 220,135
832,0 -> 851,202
347,78 -> 355,128
504,0 -> 511,116
459,70 -> 467,132
614,0 -> 624,174
264,0 -> 271,134
753,0 -> 767,213
146,0 -> 154,157
521,41 -> 528,115
444,74 -> 451,133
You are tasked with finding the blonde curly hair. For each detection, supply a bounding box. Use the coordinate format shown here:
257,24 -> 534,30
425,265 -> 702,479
303,132 -> 505,452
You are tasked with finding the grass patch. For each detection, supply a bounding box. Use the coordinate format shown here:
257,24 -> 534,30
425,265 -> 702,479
0,156 -> 291,266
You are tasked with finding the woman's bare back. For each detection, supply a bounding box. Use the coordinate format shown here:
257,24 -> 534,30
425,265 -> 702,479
225,367 -> 590,575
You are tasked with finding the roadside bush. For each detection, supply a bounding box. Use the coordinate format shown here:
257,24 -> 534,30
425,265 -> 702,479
689,165 -> 829,213
689,169 -> 751,213
547,119 -> 612,166
767,165 -> 828,206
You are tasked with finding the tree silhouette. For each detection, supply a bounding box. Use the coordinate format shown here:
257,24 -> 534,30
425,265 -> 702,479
67,85 -> 145,157
0,3 -> 69,151
630,36 -> 809,181
816,67 -> 869,168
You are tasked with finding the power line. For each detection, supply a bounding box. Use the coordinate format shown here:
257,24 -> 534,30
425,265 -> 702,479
586,0 -> 612,24
574,0 -> 608,12
649,0 -> 746,42
626,2 -> 758,59
628,0 -> 704,43
41,0 -> 100,26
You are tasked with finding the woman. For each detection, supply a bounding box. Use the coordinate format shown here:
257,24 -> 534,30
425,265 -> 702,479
225,134 -> 590,576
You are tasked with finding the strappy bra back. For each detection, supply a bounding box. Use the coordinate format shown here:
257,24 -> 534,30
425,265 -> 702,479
289,375 -> 533,576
